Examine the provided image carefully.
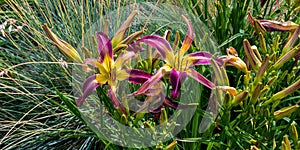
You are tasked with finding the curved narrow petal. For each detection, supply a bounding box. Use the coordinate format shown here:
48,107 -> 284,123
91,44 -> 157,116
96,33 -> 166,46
180,15 -> 194,54
170,69 -> 187,99
164,96 -> 195,109
108,87 -> 126,114
76,75 -> 100,106
96,32 -> 113,61
137,35 -> 173,59
149,94 -> 165,114
112,10 -> 138,46
114,51 -> 135,69
188,51 -> 223,66
127,42 -> 145,53
131,67 -> 166,96
84,58 -> 108,75
127,69 -> 151,84
187,68 -> 215,89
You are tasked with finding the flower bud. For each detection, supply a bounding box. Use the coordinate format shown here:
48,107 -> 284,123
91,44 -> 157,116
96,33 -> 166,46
144,121 -> 155,133
274,105 -> 299,120
251,82 -> 263,104
274,46 -> 300,69
111,10 -> 138,47
264,78 -> 300,106
42,24 -> 83,63
165,140 -> 177,150
254,56 -> 269,85
160,108 -> 168,123
250,145 -> 260,150
232,91 -> 248,106
282,135 -> 291,150
259,32 -> 267,54
244,39 -> 262,72
290,123 -> 298,144
120,114 -> 128,124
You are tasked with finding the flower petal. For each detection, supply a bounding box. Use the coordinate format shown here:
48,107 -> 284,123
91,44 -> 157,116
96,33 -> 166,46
96,32 -> 113,61
137,35 -> 174,63
114,51 -> 135,69
180,15 -> 194,54
164,96 -> 195,109
187,68 -> 215,89
187,51 -> 223,66
170,69 -> 187,99
127,69 -> 151,84
108,87 -> 126,114
131,67 -> 166,96
76,75 -> 100,106
127,42 -> 144,53
111,10 -> 138,47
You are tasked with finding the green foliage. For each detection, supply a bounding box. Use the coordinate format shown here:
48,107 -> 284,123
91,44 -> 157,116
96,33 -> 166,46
1,0 -> 300,149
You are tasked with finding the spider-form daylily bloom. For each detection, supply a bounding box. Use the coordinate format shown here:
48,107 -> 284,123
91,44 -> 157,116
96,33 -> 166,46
130,15 -> 223,99
127,69 -> 192,115
76,32 -> 135,114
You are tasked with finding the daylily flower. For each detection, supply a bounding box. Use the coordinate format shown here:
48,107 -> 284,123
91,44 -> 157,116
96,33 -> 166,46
131,15 -> 222,99
76,32 -> 135,114
219,47 -> 248,73
127,69 -> 193,115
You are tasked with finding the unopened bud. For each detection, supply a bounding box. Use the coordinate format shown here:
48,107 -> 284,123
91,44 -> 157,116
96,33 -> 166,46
251,145 -> 260,150
290,124 -> 298,144
165,140 -> 177,150
264,78 -> 300,106
251,83 -> 263,104
42,24 -> 83,63
274,105 -> 299,120
283,135 -> 291,150
232,91 -> 248,106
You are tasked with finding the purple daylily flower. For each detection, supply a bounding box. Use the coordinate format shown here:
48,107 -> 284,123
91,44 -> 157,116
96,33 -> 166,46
76,32 -> 135,114
131,15 -> 222,99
